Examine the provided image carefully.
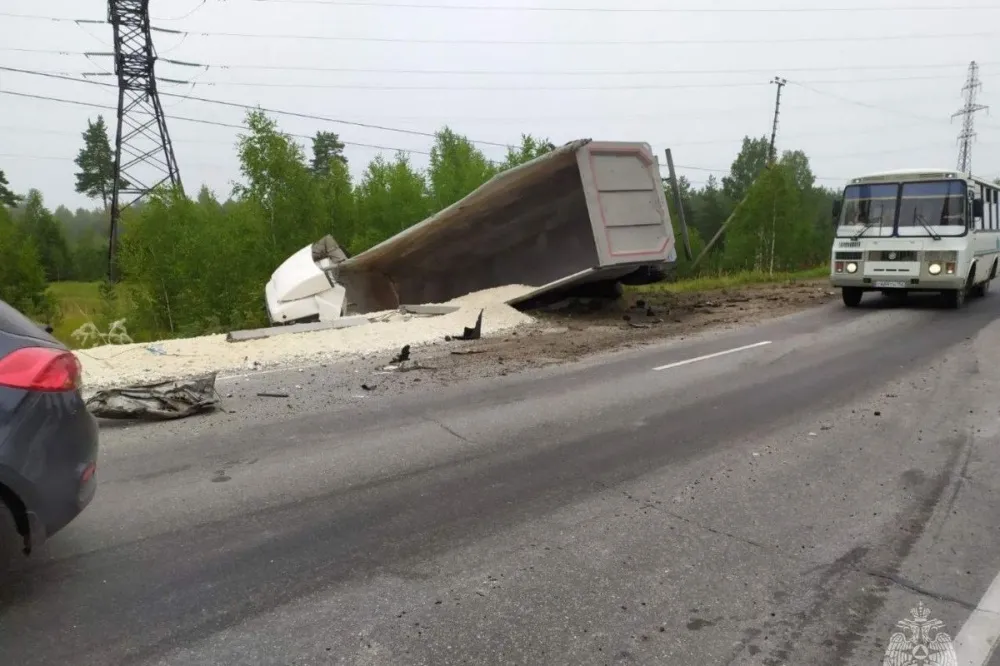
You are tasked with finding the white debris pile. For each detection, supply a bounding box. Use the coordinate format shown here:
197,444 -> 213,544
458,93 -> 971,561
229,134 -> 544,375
77,285 -> 537,389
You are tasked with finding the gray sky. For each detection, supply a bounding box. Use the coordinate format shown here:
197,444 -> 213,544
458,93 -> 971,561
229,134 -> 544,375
2,0 -> 999,210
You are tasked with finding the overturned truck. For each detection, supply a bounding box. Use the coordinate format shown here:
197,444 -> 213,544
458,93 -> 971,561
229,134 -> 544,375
266,138 -> 677,324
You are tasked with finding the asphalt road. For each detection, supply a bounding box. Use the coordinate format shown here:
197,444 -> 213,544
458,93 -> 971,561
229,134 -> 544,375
3,292 -> 1000,665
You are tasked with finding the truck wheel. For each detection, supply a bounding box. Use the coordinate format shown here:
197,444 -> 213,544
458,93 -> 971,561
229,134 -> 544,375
842,287 -> 863,307
972,278 -> 990,298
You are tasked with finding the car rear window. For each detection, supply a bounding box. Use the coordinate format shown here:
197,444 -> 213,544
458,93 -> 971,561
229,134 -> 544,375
0,299 -> 58,343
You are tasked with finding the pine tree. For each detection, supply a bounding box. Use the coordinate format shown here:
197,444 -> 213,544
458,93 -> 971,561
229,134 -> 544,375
74,116 -> 124,209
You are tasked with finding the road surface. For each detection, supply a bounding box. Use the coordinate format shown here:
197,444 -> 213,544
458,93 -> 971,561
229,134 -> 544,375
3,293 -> 1000,665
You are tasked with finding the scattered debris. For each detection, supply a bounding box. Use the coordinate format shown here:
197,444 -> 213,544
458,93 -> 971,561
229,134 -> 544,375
456,310 -> 484,341
86,373 -> 219,420
257,391 -> 290,398
451,349 -> 488,355
391,345 -> 412,364
361,383 -> 376,391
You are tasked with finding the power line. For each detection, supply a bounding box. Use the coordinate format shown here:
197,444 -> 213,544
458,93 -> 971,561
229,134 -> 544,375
220,0 -> 1000,12
0,93 -> 848,181
67,73 -> 985,91
5,46 -> 996,79
8,65 -> 988,133
0,121 -> 953,159
106,29 -> 1000,47
0,90 -> 434,155
2,13 -> 997,45
2,64 -> 986,92
0,66 -> 514,148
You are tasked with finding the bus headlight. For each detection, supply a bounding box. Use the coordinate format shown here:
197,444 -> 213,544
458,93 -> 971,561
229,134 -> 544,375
928,262 -> 942,275
846,262 -> 858,274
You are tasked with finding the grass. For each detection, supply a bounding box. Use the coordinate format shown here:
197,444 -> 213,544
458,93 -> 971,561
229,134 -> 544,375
47,281 -> 104,346
629,266 -> 829,294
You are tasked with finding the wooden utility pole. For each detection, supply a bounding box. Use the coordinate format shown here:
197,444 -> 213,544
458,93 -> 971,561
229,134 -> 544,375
768,77 -> 787,164
664,149 -> 693,261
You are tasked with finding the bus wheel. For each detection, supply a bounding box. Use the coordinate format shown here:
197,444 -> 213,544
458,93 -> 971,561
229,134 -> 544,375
944,287 -> 966,309
842,287 -> 863,307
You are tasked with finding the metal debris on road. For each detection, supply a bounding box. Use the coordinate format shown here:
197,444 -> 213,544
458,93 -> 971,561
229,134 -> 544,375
391,345 -> 411,364
257,392 -> 290,398
86,373 -> 220,420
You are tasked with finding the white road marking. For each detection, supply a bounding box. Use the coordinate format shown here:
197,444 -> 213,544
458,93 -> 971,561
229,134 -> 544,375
652,340 -> 773,372
954,570 -> 1000,665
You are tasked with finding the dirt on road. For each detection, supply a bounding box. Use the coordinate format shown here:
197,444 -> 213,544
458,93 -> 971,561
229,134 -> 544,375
374,278 -> 837,388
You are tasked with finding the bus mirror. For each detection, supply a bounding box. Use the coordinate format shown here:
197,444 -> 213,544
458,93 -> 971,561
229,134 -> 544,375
973,198 -> 984,218
831,199 -> 842,221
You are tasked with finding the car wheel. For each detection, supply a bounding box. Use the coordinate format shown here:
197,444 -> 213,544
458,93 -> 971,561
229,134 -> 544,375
842,287 -> 863,307
0,501 -> 24,579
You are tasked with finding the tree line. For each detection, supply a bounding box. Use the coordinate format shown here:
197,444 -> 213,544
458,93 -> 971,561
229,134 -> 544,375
0,109 -> 839,340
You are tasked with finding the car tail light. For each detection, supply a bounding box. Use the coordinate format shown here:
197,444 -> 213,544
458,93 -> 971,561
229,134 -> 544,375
0,347 -> 82,392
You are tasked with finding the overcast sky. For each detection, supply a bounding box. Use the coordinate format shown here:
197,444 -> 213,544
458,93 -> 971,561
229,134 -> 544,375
2,0 -> 999,210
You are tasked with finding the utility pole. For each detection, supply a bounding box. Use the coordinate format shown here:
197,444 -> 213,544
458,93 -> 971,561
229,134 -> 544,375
107,0 -> 182,282
952,61 -> 988,174
664,149 -> 693,261
768,77 -> 787,164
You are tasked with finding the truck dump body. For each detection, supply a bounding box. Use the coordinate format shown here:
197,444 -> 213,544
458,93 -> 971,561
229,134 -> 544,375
335,139 -> 676,314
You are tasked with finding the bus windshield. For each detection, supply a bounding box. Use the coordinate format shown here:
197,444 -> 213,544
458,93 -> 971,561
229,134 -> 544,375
837,180 -> 967,237
837,183 -> 897,237
897,180 -> 966,236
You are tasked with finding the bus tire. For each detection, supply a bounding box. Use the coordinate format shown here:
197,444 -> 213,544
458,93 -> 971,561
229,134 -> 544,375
842,287 -> 863,307
944,287 -> 966,309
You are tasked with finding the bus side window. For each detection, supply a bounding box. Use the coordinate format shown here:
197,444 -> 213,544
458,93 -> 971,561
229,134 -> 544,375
977,185 -> 986,230
993,188 -> 999,231
990,187 -> 996,230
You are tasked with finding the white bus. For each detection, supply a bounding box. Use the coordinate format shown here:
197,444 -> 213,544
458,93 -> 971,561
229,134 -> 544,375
831,168 -> 1000,308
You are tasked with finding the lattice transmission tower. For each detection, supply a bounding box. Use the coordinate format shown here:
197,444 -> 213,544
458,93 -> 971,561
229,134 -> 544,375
107,0 -> 182,281
952,61 -> 989,174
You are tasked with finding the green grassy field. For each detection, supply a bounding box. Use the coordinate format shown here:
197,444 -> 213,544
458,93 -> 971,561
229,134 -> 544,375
47,281 -> 105,347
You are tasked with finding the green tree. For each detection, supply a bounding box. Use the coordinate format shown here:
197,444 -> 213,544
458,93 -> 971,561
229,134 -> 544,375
427,127 -> 497,211
722,162 -> 813,273
0,168 -> 20,207
234,109 -> 329,259
0,206 -> 54,319
310,131 -> 347,175
19,190 -> 73,282
722,136 -> 770,202
316,156 -> 356,249
779,149 -> 816,192
353,153 -> 430,253
498,134 -> 555,170
74,116 -> 123,210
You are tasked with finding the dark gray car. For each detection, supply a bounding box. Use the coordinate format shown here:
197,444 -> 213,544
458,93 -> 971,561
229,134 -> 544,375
0,298 -> 99,574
